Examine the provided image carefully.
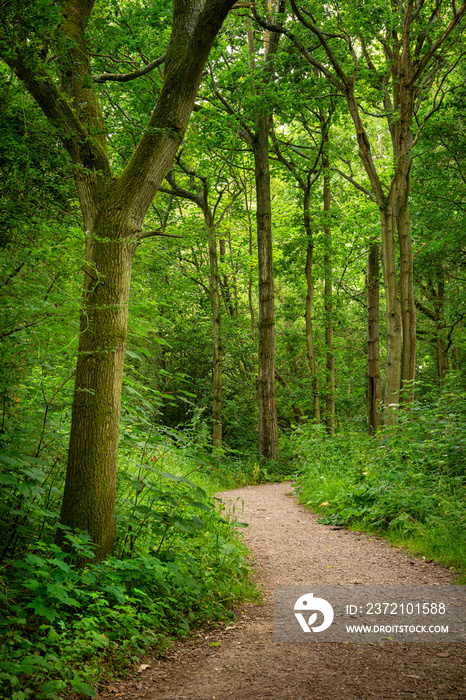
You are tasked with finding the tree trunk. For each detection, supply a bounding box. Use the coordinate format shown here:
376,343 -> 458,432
344,93 -> 402,424
247,197 -> 256,339
396,163 -> 416,402
207,220 -> 223,451
322,154 -> 335,435
219,238 -> 236,318
253,116 -> 278,460
303,188 -> 320,422
58,208 -> 137,560
367,243 -> 382,435
379,205 -> 402,423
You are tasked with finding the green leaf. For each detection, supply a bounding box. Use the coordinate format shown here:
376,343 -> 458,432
71,679 -> 97,697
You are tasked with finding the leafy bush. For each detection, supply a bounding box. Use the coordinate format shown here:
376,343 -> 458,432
0,462 -> 256,699
293,378 -> 466,575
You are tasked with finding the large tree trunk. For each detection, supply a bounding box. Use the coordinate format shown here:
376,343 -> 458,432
59,207 -> 137,559
253,116 -> 279,460
367,243 -> 382,435
303,188 -> 320,422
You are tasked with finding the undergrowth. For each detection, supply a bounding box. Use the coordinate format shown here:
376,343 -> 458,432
0,430 -> 261,699
293,379 -> 466,580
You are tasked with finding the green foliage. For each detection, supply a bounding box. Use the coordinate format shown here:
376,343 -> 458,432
2,2 -> 466,695
0,466 -> 257,699
293,377 -> 466,575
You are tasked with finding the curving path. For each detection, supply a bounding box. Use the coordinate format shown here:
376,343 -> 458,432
98,482 -> 465,700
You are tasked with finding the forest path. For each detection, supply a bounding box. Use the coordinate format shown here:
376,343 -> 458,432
100,481 -> 465,700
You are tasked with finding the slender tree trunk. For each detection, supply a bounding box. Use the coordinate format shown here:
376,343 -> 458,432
379,204 -> 402,422
434,279 -> 449,385
207,219 -> 223,451
243,5 -> 283,460
227,231 -> 239,318
345,93 -> 402,423
367,243 -> 382,435
303,188 -> 320,422
245,24 -> 256,340
247,197 -> 256,339
219,238 -> 236,318
253,116 -> 278,459
322,153 -> 335,435
397,172 -> 416,401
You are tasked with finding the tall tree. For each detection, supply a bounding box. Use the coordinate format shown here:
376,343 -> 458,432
254,0 -> 466,422
0,0 -> 236,561
209,1 -> 286,458
270,115 -> 323,423
160,154 -> 241,451
322,121 -> 335,435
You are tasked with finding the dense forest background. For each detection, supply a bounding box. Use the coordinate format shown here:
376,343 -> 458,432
0,1 -> 465,697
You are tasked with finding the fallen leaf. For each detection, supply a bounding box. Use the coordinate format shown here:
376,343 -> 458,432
137,664 -> 151,672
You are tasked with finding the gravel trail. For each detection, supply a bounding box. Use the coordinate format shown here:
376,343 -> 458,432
99,482 -> 465,700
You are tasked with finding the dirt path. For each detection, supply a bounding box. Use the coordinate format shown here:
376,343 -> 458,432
99,482 -> 465,700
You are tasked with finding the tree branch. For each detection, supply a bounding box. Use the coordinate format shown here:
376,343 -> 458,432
140,229 -> 183,240
92,54 -> 166,83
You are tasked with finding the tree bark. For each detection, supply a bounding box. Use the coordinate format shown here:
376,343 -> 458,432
60,211 -> 137,557
253,116 -> 279,459
245,184 -> 256,339
322,146 -> 335,435
398,184 -> 416,400
244,2 -> 285,460
367,243 -> 382,435
207,218 -> 223,451
304,193 -> 320,423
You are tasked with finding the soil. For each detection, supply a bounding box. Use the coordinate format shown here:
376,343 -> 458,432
97,482 -> 465,700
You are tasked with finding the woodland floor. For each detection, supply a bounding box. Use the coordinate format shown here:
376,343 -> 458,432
97,482 -> 465,700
